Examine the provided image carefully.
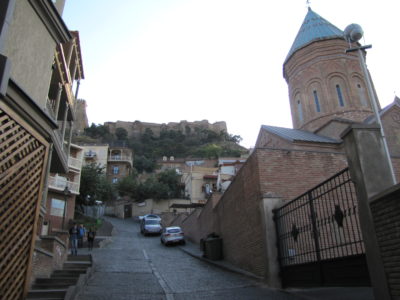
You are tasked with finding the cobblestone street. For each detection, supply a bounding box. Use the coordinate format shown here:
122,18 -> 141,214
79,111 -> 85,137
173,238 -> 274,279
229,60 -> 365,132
74,217 -> 304,300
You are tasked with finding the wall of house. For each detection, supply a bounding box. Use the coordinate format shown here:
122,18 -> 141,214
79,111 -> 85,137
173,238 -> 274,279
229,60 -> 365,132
3,0 -> 56,107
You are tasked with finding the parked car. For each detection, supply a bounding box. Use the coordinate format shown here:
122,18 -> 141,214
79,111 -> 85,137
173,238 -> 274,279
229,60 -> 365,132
161,226 -> 185,245
140,218 -> 162,236
139,214 -> 161,221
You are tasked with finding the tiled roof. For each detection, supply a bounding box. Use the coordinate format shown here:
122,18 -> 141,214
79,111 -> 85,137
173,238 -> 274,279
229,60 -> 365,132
285,8 -> 343,62
261,125 -> 341,144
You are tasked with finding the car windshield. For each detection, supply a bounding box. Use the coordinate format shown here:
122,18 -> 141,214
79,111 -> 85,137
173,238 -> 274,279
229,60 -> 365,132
145,219 -> 160,225
167,228 -> 181,233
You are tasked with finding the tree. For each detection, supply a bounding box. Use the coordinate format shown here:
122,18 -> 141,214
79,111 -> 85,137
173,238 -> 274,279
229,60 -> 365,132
115,127 -> 128,140
157,169 -> 182,198
116,174 -> 138,198
77,163 -> 115,205
133,155 -> 157,173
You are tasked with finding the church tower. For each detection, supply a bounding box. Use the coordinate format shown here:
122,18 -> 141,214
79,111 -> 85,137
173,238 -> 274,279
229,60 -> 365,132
283,8 -> 375,132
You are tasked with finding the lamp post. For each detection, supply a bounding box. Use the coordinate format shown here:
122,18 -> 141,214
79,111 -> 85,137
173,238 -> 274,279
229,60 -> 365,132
62,186 -> 71,230
344,24 -> 396,184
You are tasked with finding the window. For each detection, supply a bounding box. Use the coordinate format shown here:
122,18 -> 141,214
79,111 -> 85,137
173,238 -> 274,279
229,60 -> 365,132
297,99 -> 303,122
112,177 -> 118,183
50,199 -> 65,217
313,90 -> 321,112
113,166 -> 119,174
336,85 -> 345,107
357,83 -> 368,107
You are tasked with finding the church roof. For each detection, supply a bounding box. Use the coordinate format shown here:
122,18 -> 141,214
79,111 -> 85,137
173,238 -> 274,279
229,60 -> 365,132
285,8 -> 343,62
364,96 -> 400,124
261,125 -> 341,144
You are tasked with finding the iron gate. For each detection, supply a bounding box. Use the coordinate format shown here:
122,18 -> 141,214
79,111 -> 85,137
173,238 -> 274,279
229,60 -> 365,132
273,168 -> 371,287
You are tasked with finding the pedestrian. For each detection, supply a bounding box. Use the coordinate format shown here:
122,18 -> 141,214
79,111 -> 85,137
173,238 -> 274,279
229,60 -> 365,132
78,224 -> 86,248
69,223 -> 78,255
87,227 -> 96,251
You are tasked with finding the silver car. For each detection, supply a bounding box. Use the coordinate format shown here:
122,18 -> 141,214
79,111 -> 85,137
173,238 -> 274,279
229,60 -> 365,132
161,226 -> 185,245
141,218 -> 162,236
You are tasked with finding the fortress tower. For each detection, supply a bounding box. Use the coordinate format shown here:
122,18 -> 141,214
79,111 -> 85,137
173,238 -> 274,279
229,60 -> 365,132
283,8 -> 375,132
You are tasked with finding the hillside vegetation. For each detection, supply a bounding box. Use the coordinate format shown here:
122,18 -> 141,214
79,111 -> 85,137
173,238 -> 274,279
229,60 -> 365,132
75,123 -> 248,160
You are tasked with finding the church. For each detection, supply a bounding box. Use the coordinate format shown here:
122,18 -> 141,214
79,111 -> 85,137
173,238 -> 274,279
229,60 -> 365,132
169,7 -> 400,287
255,7 -> 400,199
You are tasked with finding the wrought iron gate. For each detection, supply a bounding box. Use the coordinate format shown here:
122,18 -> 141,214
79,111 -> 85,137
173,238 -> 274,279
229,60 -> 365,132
273,168 -> 371,287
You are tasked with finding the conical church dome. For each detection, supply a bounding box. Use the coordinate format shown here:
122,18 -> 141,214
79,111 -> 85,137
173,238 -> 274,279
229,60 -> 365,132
283,8 -> 374,133
285,7 -> 343,63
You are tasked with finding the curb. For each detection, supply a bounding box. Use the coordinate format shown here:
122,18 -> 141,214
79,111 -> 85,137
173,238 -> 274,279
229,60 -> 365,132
178,245 -> 264,282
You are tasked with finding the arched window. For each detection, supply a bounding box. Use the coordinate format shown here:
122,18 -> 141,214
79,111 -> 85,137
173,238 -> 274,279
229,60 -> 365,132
357,83 -> 368,107
313,90 -> 321,112
297,99 -> 303,122
336,84 -> 345,107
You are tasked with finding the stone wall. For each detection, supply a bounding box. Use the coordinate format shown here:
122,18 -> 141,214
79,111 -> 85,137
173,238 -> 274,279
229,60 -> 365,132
370,184 -> 400,299
31,235 -> 68,284
104,120 -> 227,139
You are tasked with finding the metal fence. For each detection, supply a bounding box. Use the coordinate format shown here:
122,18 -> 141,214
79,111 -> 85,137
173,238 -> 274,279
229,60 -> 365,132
273,168 -> 365,267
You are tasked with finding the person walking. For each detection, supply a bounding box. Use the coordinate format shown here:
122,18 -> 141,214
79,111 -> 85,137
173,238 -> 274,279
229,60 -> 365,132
87,227 -> 96,251
69,223 -> 79,255
78,224 -> 86,248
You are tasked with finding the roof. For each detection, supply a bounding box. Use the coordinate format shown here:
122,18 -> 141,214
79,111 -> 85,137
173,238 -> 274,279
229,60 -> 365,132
285,8 -> 343,62
364,96 -> 400,124
261,125 -> 341,144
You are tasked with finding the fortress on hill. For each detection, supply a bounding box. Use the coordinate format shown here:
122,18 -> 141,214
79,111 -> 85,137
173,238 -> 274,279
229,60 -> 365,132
104,120 -> 227,138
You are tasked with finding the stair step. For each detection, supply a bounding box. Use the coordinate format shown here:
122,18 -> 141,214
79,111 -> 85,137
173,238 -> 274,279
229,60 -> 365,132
35,277 -> 78,285
67,254 -> 91,262
26,289 -> 66,298
63,261 -> 91,269
31,283 -> 74,289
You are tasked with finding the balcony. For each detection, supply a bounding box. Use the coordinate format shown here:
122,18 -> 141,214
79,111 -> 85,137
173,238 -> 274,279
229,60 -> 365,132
48,175 -> 80,195
108,155 -> 132,164
68,156 -> 83,171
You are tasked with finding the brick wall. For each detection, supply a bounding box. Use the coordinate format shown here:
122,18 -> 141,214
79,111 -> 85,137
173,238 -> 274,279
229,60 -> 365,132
256,148 -> 348,201
172,147 -> 350,278
370,185 -> 400,299
31,234 -> 68,285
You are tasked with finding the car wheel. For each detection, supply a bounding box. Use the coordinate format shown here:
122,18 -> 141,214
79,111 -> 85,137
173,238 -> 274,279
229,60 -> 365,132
181,240 -> 186,245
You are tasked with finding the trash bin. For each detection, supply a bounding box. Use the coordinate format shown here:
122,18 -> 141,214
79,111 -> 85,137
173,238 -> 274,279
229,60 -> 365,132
204,237 -> 223,260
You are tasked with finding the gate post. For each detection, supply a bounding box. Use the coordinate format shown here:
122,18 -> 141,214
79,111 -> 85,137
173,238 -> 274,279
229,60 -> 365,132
260,192 -> 283,288
341,124 -> 392,300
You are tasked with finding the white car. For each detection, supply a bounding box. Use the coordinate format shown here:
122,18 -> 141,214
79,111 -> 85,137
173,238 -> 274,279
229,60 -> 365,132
140,218 -> 162,236
161,226 -> 185,245
139,214 -> 161,221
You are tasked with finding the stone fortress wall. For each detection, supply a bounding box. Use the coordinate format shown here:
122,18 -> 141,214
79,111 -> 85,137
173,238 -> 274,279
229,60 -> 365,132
104,120 -> 227,138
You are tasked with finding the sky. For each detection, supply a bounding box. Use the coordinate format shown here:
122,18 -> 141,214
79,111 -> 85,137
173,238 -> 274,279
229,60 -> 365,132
62,0 -> 400,148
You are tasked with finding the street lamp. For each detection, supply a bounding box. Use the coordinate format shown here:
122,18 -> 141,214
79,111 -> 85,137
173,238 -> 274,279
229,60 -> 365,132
62,186 -> 71,230
344,24 -> 396,184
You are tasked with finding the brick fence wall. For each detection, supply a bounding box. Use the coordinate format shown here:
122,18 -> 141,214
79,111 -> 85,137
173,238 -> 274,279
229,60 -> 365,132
370,184 -> 400,299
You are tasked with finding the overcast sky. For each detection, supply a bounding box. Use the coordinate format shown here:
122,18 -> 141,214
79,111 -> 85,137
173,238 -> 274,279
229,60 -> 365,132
62,0 -> 400,148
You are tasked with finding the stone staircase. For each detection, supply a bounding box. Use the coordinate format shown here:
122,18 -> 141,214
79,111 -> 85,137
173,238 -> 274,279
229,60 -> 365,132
26,255 -> 92,300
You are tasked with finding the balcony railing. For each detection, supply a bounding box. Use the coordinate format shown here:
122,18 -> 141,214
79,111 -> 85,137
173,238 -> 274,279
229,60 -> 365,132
68,156 -> 83,170
48,175 -> 80,194
108,155 -> 132,163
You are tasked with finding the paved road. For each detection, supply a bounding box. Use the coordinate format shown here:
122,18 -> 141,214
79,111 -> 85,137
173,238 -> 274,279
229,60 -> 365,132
75,217 -> 304,300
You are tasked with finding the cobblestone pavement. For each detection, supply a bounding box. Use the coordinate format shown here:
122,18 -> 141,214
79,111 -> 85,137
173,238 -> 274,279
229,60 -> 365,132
74,217 -> 373,300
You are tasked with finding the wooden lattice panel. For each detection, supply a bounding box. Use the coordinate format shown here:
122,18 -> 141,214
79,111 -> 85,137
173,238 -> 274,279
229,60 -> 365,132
0,107 -> 48,300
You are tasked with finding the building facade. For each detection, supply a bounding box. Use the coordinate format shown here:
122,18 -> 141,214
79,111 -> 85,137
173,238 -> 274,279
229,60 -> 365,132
0,0 -> 85,297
